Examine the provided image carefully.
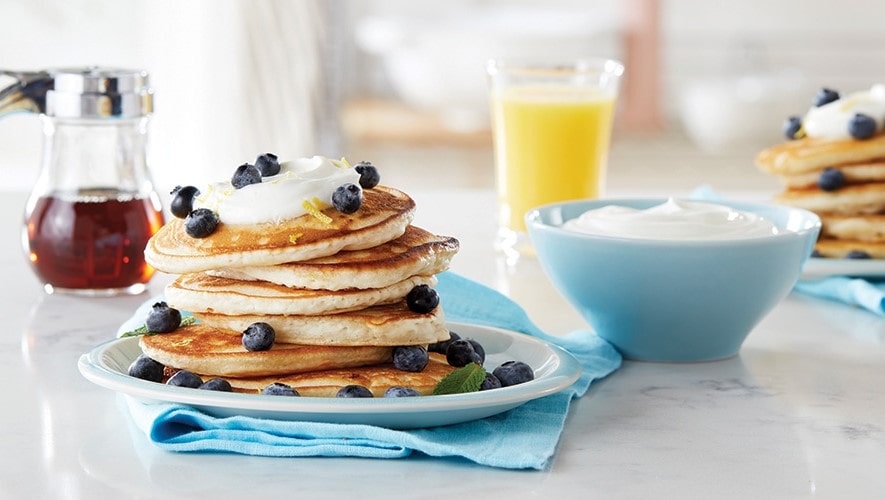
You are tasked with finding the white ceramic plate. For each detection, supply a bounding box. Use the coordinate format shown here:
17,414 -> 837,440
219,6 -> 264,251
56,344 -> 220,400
801,257 -> 885,279
78,322 -> 581,429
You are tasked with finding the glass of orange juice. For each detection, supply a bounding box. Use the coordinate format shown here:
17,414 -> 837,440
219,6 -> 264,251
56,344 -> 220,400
487,58 -> 624,260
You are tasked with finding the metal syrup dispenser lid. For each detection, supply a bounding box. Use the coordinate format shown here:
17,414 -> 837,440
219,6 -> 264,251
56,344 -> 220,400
46,67 -> 153,119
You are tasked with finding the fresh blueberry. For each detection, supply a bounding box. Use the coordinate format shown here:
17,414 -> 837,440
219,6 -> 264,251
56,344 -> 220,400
383,386 -> 420,398
199,378 -> 233,392
492,361 -> 535,387
428,331 -> 461,354
479,372 -> 502,391
331,183 -> 363,213
262,382 -> 300,396
406,284 -> 439,313
336,385 -> 374,398
392,345 -> 429,372
127,354 -> 165,382
817,168 -> 845,192
185,208 -> 219,238
783,116 -> 803,140
231,163 -> 262,189
242,322 -> 275,351
848,113 -> 877,140
255,153 -> 280,177
466,339 -> 486,364
169,185 -> 201,219
813,88 -> 840,107
845,250 -> 872,259
811,249 -> 824,258
145,301 -> 181,333
354,161 -> 381,189
445,338 -> 481,367
166,370 -> 203,388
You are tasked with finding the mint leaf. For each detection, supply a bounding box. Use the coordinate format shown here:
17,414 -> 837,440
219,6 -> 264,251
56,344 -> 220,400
432,363 -> 486,395
120,316 -> 197,338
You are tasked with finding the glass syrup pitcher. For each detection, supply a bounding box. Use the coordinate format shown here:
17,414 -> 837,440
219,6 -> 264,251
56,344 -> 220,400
0,67 -> 164,296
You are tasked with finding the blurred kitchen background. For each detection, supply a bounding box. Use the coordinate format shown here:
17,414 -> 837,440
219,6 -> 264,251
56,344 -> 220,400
2,0 -> 884,197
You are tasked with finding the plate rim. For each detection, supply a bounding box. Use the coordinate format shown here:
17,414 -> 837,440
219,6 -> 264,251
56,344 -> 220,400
801,256 -> 885,279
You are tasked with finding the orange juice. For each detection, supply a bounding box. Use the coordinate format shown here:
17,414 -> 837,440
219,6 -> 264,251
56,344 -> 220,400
491,86 -> 616,232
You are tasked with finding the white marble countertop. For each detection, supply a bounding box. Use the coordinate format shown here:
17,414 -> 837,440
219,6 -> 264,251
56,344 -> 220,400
2,187 -> 885,499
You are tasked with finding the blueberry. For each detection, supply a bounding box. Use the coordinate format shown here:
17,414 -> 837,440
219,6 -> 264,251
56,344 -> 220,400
331,183 -> 363,213
428,331 -> 461,354
845,250 -> 872,259
817,168 -> 845,192
231,163 -> 262,189
242,322 -> 275,351
445,338 -> 481,367
255,153 -> 280,177
185,208 -> 219,238
169,185 -> 201,219
128,354 -> 165,382
466,339 -> 486,364
262,382 -> 300,396
479,372 -> 502,391
848,113 -> 877,140
199,378 -> 233,392
383,386 -> 420,398
145,301 -> 181,333
406,284 -> 439,313
811,249 -> 824,258
813,88 -> 840,107
166,370 -> 203,388
336,385 -> 374,398
492,361 -> 535,387
783,116 -> 803,140
392,345 -> 429,372
354,161 -> 381,189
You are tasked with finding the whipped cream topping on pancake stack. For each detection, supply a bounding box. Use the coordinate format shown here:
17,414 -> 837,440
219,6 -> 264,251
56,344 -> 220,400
756,84 -> 885,258
139,154 -> 461,395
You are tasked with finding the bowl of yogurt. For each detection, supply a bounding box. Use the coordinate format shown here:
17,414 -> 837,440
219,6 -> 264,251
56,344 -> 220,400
526,198 -> 821,362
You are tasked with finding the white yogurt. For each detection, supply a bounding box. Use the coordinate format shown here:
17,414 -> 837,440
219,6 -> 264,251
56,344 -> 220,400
561,199 -> 781,240
803,84 -> 885,139
194,156 -> 360,225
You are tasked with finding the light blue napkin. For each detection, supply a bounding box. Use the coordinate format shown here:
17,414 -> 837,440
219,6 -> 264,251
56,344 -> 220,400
794,278 -> 885,316
124,271 -> 622,470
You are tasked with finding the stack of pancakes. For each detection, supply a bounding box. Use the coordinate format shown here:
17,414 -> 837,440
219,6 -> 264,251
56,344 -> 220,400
142,185 -> 461,396
756,133 -> 885,258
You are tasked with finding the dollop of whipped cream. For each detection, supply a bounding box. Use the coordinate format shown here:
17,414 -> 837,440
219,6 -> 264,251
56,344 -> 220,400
561,199 -> 781,240
194,155 -> 360,225
803,84 -> 885,139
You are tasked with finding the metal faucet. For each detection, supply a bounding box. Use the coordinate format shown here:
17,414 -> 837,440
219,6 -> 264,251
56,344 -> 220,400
0,70 -> 53,116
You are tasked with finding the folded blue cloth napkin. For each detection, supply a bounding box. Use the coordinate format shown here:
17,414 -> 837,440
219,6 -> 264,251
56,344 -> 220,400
794,278 -> 885,316
124,271 -> 622,469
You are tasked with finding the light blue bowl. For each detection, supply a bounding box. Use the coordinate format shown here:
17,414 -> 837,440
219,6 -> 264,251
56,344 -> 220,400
526,199 -> 821,362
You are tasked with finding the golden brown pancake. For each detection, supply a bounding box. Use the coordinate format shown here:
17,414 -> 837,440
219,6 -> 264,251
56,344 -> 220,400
756,134 -> 885,176
208,225 -> 459,290
145,185 -> 416,274
813,238 -> 885,259
218,353 -> 455,396
774,183 -> 885,215
779,161 -> 885,189
820,214 -> 885,242
165,272 -> 437,316
194,301 -> 448,346
139,323 -> 393,377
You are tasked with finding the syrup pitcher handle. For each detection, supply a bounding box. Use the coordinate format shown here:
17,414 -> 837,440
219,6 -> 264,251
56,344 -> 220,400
0,70 -> 53,117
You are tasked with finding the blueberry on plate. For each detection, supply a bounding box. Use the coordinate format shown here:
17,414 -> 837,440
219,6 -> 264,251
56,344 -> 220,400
169,185 -> 200,219
167,370 -> 203,388
231,163 -> 262,189
845,250 -> 872,259
445,338 -> 481,367
783,116 -> 803,140
479,372 -> 502,391
406,284 -> 439,313
492,361 -> 535,387
466,338 -> 486,364
262,382 -> 300,396
255,153 -> 280,177
242,322 -> 275,351
185,208 -> 219,238
354,161 -> 381,189
145,301 -> 181,333
428,331 -> 460,354
813,87 -> 840,107
199,378 -> 232,392
393,345 -> 429,372
336,385 -> 374,398
128,354 -> 165,382
383,386 -> 420,398
817,168 -> 845,192
848,113 -> 877,140
331,183 -> 363,213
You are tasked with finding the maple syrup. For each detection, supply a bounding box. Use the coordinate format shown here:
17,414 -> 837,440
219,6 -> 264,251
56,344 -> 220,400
25,189 -> 164,294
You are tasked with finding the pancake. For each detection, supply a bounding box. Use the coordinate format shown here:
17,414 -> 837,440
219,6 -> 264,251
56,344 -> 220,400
139,323 -> 393,377
813,238 -> 885,259
755,134 -> 885,176
218,353 -> 455,396
145,185 -> 416,274
820,214 -> 885,242
208,225 -> 459,290
773,183 -> 885,215
194,301 -> 448,346
779,162 -> 885,189
165,273 -> 437,316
